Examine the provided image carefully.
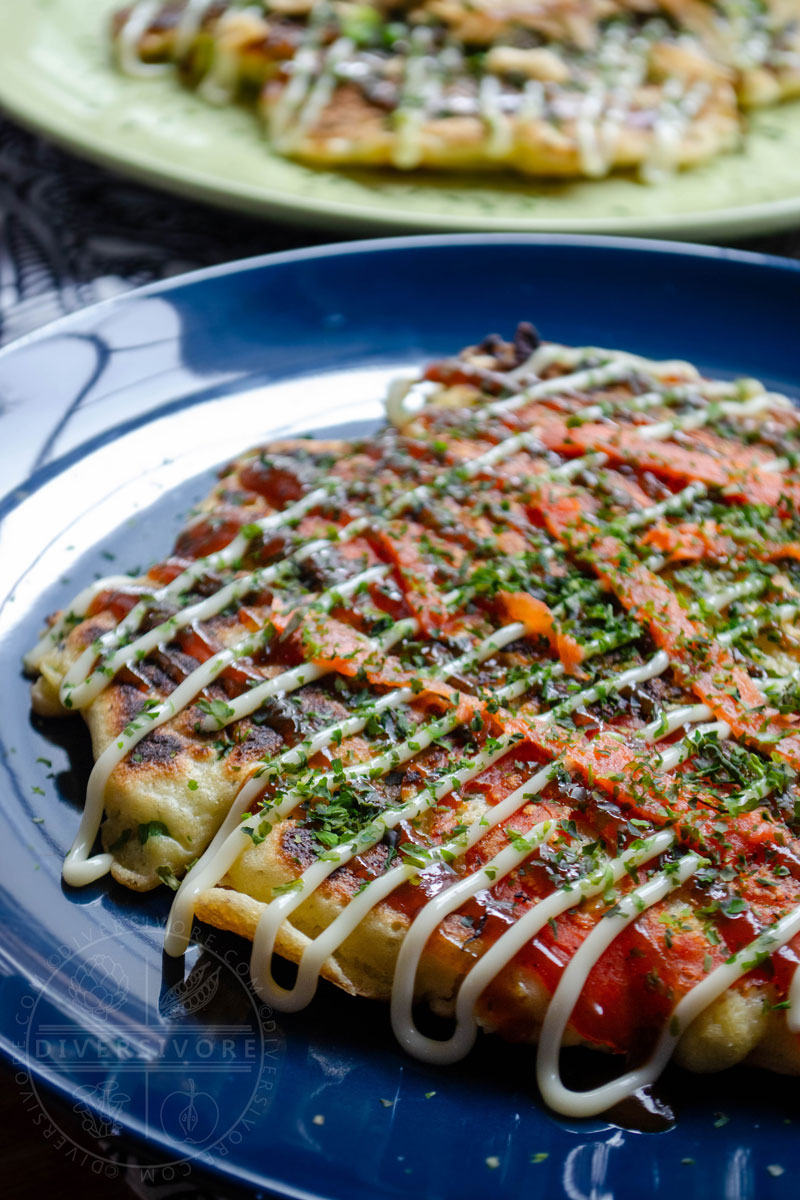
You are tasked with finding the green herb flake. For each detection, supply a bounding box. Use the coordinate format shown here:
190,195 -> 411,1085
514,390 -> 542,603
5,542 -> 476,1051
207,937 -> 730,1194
196,697 -> 235,727
138,820 -> 170,844
155,865 -> 181,891
272,879 -> 304,897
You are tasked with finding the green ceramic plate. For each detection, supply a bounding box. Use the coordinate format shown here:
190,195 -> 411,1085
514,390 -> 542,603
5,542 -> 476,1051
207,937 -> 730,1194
2,0 -> 800,236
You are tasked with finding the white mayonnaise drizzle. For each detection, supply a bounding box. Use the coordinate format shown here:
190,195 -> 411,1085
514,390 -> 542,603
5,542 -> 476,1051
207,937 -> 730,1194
384,377 -> 439,427
640,75 -> 687,184
270,2 -> 334,147
639,575 -> 800,736
479,75 -> 513,160
197,7 -> 261,105
641,80 -> 710,185
286,36 -> 355,146
47,367 -> 640,891
536,850 -> 705,1114
535,650 -> 670,726
116,0 -> 172,77
689,573 -> 769,616
575,84 -> 608,178
389,584 -> 796,1074
25,576 -> 138,672
490,358 -> 646,417
614,479 -> 707,531
170,553 -> 797,999
594,26 -> 648,167
56,482 -> 334,709
519,79 -> 545,123
271,41 -> 321,146
249,729 -> 532,1009
62,563 -> 389,886
165,612 -> 645,956
51,422 -> 608,725
166,629 -> 528,954
720,600 -> 800,648
519,343 -> 700,380
50,423 -> 548,714
640,702 -> 712,741
248,646 -> 675,1010
392,830 -> 677,1064
61,556 -> 308,711
540,874 -> 800,1115
44,338 -> 800,1113
392,30 -> 440,170
174,0 -> 211,60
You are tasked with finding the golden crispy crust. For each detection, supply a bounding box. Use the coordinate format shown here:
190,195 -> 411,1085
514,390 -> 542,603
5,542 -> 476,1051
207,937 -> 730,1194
261,79 -> 741,177
31,605 -> 282,890
29,436 -> 351,890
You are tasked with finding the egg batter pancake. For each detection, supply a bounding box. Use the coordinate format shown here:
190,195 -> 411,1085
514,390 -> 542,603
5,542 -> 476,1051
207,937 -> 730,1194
27,324 -> 800,1115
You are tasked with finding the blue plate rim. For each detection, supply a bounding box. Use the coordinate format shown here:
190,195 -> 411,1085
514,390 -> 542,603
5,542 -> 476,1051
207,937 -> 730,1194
2,232 -> 799,520
2,230 -> 799,366
2,231 -> 800,1198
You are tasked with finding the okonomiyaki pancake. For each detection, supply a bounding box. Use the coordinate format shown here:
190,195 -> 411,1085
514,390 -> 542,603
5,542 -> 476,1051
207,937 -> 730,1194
27,324 -> 800,1115
111,0 -> 800,180
258,19 -> 741,177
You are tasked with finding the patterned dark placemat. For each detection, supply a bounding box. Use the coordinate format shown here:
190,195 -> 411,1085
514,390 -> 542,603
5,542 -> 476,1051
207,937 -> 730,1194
0,117 -> 334,348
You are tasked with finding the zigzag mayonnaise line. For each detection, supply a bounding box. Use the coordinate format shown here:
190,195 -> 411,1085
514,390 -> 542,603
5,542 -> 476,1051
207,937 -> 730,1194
540,884 -> 800,1115
33,420 -> 579,693
24,481 -> 336,674
36,342 -> 773,706
29,331 -> 800,1120
185,582 -> 784,1042
164,601 -> 647,957
247,649 -> 673,1010
165,479 -> 722,954
392,831 -> 679,1065
116,0 -> 171,77
52,370 -> 687,886
63,563 -> 391,885
252,652 -> 680,1010
56,453 -> 631,885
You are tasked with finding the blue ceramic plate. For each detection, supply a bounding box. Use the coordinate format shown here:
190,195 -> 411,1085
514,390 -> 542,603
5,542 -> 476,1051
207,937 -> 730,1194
2,236 -> 800,1200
